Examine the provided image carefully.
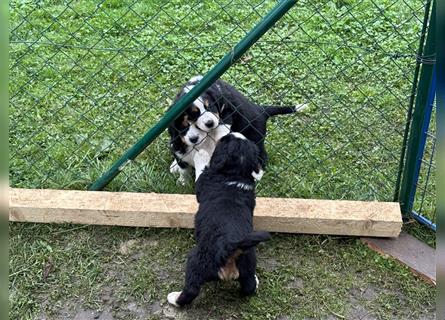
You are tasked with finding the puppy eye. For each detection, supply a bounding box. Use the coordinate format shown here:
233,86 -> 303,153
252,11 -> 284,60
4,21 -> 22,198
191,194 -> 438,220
190,111 -> 200,120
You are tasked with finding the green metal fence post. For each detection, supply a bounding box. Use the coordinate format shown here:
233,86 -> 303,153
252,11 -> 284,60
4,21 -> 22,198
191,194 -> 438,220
393,0 -> 432,202
89,0 -> 297,191
398,0 -> 436,214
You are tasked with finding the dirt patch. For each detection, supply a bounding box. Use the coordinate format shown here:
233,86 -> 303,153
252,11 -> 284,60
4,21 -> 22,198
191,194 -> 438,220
346,304 -> 377,320
118,239 -> 140,255
73,309 -> 114,320
257,257 -> 280,272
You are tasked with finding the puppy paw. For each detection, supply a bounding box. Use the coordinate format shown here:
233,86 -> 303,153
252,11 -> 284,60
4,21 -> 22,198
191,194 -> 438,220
176,175 -> 187,186
167,291 -> 182,307
255,274 -> 259,290
170,160 -> 180,174
252,168 -> 264,182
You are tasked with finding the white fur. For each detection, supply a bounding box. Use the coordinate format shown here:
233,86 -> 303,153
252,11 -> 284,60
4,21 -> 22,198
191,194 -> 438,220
295,103 -> 309,112
196,110 -> 219,132
194,149 -> 211,181
170,160 -> 190,185
183,123 -> 207,146
231,132 -> 247,140
252,168 -> 264,182
255,274 -> 259,289
167,291 -> 182,307
169,159 -> 181,174
189,75 -> 203,83
173,123 -> 230,182
214,123 -> 231,141
183,85 -> 193,94
225,181 -> 254,191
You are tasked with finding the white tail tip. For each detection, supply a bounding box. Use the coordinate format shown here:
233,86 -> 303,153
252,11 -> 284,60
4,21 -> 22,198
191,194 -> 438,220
295,103 -> 309,112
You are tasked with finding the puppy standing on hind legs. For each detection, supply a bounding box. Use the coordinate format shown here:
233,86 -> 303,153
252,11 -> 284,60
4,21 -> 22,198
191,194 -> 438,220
167,133 -> 271,307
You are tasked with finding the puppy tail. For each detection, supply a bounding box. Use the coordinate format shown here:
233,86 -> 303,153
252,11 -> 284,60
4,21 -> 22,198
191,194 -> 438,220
263,103 -> 309,117
236,231 -> 271,251
217,231 -> 271,265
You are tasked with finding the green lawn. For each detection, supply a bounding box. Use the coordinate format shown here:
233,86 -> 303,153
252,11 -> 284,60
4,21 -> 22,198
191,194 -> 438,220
9,0 -> 435,319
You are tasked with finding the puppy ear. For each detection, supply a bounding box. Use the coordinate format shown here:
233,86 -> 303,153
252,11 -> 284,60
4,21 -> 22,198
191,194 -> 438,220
238,141 -> 260,176
219,99 -> 234,126
209,136 -> 230,171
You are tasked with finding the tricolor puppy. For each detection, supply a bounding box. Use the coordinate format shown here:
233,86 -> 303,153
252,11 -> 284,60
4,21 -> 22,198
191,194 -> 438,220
167,133 -> 270,306
168,121 -> 230,184
168,75 -> 308,183
196,77 -> 308,168
168,75 -> 231,184
167,133 -> 271,307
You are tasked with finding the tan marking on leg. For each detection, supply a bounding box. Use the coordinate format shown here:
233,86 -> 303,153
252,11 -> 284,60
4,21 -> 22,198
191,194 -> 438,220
218,249 -> 242,281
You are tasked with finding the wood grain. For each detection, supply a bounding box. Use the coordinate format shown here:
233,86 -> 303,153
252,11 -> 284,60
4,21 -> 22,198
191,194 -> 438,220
9,188 -> 402,237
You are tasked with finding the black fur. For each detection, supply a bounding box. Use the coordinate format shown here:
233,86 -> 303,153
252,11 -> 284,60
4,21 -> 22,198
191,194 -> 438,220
172,134 -> 271,306
167,77 -> 299,170
204,79 -> 297,167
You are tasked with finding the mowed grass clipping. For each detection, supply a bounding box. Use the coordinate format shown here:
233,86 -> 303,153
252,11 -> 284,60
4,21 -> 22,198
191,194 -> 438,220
9,0 -> 436,319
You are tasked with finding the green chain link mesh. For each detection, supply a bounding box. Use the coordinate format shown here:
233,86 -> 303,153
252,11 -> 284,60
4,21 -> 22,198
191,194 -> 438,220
9,0 -> 433,209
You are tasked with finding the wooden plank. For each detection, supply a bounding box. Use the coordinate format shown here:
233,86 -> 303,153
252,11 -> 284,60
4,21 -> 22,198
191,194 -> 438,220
362,233 -> 436,285
9,188 -> 402,237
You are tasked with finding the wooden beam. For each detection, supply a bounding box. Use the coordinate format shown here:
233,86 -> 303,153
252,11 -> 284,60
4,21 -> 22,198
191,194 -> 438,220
9,188 -> 402,237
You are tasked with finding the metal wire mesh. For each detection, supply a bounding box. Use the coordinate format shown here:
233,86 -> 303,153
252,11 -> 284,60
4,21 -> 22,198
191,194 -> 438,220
9,0 -> 431,205
411,96 -> 436,229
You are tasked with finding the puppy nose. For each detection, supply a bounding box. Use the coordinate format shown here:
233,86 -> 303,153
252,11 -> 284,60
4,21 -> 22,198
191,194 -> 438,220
189,136 -> 199,144
205,120 -> 215,128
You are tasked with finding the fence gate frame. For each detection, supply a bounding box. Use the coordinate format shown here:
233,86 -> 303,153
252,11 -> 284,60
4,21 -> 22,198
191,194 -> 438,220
397,0 -> 436,231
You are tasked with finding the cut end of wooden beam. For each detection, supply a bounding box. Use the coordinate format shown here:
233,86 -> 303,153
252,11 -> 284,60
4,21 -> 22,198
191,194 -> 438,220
9,188 -> 402,237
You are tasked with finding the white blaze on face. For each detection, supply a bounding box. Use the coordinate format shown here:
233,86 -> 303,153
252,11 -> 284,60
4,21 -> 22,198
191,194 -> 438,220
195,98 -> 218,132
183,84 -> 218,132
184,122 -> 206,146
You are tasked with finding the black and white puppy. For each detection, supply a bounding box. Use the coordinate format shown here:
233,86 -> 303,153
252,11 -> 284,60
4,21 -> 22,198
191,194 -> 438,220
194,77 -> 308,168
167,133 -> 271,307
168,76 -> 231,184
168,75 -> 307,183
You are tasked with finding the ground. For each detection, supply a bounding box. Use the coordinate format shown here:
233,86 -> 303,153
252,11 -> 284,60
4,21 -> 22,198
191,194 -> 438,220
9,0 -> 436,319
9,223 -> 435,320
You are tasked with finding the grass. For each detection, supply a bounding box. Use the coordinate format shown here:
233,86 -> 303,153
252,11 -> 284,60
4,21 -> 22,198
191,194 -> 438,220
9,0 -> 436,319
9,223 -> 436,320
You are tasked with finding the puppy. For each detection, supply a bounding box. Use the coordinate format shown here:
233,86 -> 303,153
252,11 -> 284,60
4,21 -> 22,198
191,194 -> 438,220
168,76 -> 231,184
167,133 -> 271,307
194,77 -> 308,168
168,120 -> 230,184
168,75 -> 307,183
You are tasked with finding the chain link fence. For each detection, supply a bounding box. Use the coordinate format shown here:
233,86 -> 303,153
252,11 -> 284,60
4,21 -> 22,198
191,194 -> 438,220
410,83 -> 436,230
10,0 -> 433,209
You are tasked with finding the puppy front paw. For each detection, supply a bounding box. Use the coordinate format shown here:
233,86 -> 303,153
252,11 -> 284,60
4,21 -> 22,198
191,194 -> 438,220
170,160 -> 181,174
167,291 -> 182,307
177,175 -> 187,186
